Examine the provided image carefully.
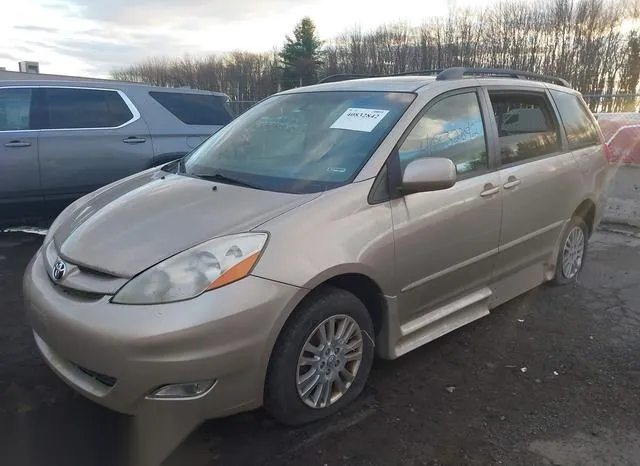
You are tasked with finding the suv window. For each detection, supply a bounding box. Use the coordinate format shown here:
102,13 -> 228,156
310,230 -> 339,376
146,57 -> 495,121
488,92 -> 560,164
550,90 -> 601,149
45,88 -> 134,129
0,88 -> 32,131
149,92 -> 233,126
398,92 -> 488,176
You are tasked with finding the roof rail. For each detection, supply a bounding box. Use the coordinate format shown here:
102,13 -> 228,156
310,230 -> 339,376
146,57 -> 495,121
318,68 -> 570,87
436,67 -> 570,87
318,74 -> 373,84
390,69 -> 443,77
318,70 -> 442,84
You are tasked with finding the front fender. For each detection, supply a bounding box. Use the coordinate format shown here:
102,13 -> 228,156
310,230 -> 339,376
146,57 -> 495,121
251,182 -> 397,295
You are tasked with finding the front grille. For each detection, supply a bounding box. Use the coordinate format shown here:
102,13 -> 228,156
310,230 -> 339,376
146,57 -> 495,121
58,287 -> 104,302
76,264 -> 119,279
73,364 -> 117,387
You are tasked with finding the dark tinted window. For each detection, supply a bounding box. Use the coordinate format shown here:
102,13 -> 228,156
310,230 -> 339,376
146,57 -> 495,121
399,92 -> 488,176
0,88 -> 32,131
45,88 -> 133,129
149,92 -> 232,126
489,92 -> 560,164
550,90 -> 601,149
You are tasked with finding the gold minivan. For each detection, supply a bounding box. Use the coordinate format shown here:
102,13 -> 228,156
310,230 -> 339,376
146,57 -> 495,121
23,68 -> 609,426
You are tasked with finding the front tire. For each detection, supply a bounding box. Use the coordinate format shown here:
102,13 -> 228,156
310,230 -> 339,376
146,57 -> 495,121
264,287 -> 375,426
552,216 -> 588,285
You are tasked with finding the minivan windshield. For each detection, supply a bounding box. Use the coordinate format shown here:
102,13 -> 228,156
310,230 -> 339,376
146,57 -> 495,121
175,91 -> 415,193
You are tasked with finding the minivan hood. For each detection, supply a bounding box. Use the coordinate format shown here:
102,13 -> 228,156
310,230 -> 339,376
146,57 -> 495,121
52,169 -> 319,277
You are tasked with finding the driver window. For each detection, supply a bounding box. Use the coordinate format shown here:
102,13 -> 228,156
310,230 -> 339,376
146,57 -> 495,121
398,92 -> 488,176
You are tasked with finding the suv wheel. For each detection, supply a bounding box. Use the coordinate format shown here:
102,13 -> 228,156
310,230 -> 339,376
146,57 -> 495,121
264,287 -> 375,426
552,216 -> 588,285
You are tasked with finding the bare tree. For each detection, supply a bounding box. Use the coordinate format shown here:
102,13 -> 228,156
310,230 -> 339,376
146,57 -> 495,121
112,51 -> 281,102
113,0 -> 640,109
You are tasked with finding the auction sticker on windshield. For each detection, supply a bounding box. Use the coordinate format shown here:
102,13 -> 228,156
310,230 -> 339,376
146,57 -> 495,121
330,108 -> 390,132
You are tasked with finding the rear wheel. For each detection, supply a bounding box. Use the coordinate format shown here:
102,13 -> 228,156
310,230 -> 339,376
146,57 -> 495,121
264,287 -> 375,426
552,216 -> 588,285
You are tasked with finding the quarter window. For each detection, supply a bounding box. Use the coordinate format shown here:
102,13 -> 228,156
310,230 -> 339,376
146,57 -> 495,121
45,88 -> 134,129
399,92 -> 488,176
488,92 -> 560,164
0,88 -> 32,131
149,92 -> 233,126
550,90 -> 601,149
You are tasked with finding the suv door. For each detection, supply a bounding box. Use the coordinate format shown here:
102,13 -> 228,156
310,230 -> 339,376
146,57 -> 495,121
38,87 -> 153,210
0,87 -> 43,222
391,89 -> 502,327
484,87 -> 583,304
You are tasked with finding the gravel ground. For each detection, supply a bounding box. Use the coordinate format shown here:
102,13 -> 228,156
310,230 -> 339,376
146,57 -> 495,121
0,227 -> 639,466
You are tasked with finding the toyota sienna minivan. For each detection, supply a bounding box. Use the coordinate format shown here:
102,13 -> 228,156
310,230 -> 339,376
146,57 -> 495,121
23,68 -> 610,426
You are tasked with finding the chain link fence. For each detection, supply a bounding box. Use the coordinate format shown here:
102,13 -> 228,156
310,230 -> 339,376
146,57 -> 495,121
583,94 -> 640,113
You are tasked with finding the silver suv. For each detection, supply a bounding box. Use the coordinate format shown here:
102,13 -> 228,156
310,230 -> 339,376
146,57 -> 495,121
0,78 -> 232,225
23,68 -> 609,426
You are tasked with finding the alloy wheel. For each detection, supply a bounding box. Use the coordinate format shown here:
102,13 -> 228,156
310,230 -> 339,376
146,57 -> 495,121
296,314 -> 363,409
562,226 -> 585,279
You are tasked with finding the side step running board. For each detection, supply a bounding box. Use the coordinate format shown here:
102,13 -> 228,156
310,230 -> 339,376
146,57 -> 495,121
395,288 -> 492,357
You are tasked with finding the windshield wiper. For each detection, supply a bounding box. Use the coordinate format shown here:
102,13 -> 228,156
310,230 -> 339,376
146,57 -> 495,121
190,172 -> 261,190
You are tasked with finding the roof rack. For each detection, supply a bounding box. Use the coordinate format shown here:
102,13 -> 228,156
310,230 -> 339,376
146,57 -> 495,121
318,74 -> 373,84
435,67 -> 570,87
318,67 -> 570,87
318,70 -> 443,84
389,69 -> 444,77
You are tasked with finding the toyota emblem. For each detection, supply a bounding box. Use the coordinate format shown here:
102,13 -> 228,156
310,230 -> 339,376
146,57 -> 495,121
52,258 -> 67,281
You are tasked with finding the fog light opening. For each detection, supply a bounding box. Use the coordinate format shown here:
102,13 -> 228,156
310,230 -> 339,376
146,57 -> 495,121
147,380 -> 216,399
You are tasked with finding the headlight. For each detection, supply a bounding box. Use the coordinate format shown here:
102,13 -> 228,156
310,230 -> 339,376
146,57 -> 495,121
112,233 -> 268,305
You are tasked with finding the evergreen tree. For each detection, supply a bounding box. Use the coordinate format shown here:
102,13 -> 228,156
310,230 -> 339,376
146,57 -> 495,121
279,17 -> 323,89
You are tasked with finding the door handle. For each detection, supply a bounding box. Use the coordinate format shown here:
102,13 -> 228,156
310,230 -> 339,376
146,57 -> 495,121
4,140 -> 31,148
503,177 -> 521,189
123,137 -> 147,144
480,184 -> 500,197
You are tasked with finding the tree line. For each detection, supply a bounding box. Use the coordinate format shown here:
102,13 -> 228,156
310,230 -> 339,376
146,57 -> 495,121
112,0 -> 640,112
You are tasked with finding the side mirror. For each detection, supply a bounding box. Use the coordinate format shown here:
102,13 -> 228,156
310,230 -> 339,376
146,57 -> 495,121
401,157 -> 456,194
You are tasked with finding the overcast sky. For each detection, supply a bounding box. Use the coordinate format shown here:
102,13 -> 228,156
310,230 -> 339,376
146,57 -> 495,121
1,0 -> 486,78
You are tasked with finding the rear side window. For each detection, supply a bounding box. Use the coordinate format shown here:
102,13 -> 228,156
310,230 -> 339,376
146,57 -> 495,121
149,92 -> 232,126
0,88 -> 32,131
550,90 -> 601,149
488,92 -> 560,164
45,88 -> 134,129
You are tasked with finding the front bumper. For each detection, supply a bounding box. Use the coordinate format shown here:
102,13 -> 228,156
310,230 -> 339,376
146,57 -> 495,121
23,249 -> 301,418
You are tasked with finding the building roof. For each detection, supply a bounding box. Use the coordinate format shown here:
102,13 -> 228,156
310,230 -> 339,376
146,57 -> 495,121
0,69 -> 118,83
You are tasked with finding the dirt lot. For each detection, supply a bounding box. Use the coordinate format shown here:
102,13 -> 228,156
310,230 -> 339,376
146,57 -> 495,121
1,227 -> 639,466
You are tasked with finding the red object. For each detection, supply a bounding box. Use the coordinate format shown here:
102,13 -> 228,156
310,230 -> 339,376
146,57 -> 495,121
597,118 -> 640,165
603,143 -> 614,162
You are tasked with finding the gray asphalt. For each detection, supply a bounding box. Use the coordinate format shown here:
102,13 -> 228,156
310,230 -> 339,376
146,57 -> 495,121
1,227 -> 639,466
